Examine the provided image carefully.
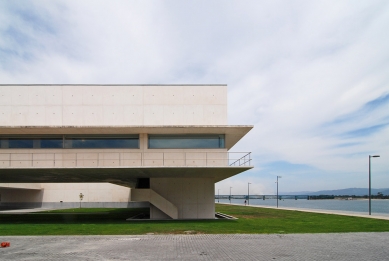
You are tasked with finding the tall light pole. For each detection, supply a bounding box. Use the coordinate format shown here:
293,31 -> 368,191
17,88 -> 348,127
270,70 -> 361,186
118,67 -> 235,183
230,187 -> 232,204
276,176 -> 282,208
248,183 -> 251,205
369,155 -> 380,215
218,189 -> 220,203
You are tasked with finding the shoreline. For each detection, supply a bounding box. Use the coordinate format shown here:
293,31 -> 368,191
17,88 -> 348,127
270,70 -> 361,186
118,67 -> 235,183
217,202 -> 389,220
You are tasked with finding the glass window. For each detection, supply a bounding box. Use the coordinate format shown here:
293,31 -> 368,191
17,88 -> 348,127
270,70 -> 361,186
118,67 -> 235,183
0,135 -> 139,149
64,135 -> 139,149
8,138 -> 34,148
2,137 -> 63,148
148,134 -> 225,149
40,138 -> 63,148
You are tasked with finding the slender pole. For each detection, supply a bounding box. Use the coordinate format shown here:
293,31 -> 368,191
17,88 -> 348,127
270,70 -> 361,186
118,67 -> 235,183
247,183 -> 249,205
218,189 -> 220,203
369,155 -> 380,215
277,176 -> 279,208
369,155 -> 371,215
230,187 -> 232,204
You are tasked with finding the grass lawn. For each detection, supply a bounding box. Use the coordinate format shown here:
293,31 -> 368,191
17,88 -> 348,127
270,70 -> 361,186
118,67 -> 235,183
0,204 -> 388,235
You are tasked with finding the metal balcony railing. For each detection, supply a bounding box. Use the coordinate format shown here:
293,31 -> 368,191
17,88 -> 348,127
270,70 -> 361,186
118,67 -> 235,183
0,152 -> 252,168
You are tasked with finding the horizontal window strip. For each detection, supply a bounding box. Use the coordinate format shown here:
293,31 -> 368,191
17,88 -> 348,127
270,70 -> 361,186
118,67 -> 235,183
148,134 -> 225,149
0,135 -> 139,149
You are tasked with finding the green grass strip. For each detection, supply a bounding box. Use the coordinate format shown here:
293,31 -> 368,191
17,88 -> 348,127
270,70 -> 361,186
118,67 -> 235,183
0,204 -> 388,235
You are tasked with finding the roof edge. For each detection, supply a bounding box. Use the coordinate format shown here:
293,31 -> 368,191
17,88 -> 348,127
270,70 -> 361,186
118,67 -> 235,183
0,84 -> 228,86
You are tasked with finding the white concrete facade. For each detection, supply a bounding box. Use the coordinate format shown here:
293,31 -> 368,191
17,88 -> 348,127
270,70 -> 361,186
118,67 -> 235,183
0,85 -> 252,219
0,85 -> 227,126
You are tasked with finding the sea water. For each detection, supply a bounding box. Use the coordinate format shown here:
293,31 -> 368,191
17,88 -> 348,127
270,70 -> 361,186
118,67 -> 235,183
217,198 -> 389,215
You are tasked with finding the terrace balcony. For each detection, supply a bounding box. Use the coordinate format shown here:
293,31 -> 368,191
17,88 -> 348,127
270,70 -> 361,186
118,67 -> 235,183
0,151 -> 253,187
0,151 -> 251,168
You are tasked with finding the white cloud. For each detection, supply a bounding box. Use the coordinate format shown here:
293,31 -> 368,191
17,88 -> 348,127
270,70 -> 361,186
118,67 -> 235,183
1,0 -> 388,194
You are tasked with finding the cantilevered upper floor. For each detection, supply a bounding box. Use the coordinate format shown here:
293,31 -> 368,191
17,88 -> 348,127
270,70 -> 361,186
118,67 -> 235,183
0,85 -> 253,187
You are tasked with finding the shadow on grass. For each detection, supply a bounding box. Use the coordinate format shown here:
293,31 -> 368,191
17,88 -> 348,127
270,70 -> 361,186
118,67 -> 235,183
0,208 -> 150,224
1,205 -> 389,235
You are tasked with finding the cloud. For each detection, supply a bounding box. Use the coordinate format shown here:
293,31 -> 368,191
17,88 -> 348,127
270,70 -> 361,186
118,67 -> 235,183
340,123 -> 388,139
1,0 -> 388,194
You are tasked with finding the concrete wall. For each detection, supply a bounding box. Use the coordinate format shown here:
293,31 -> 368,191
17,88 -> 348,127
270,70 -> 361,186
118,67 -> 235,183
150,177 -> 215,219
40,183 -> 131,203
0,85 -> 227,126
0,188 -> 43,209
0,183 -> 151,209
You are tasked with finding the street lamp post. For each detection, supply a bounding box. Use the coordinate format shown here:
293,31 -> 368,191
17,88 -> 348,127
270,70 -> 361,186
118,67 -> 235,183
369,155 -> 380,215
276,176 -> 282,208
248,183 -> 251,205
230,187 -> 232,204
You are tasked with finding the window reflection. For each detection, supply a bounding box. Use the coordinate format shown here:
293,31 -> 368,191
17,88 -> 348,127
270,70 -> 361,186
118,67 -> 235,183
41,138 -> 63,148
65,137 -> 138,148
8,139 -> 34,148
0,135 -> 139,149
148,135 -> 225,149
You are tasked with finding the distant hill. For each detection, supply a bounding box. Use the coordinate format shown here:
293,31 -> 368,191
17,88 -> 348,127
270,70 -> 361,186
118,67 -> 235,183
283,188 -> 389,196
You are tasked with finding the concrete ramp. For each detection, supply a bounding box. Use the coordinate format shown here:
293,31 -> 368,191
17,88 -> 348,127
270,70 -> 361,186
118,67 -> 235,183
131,189 -> 178,219
0,183 -> 42,190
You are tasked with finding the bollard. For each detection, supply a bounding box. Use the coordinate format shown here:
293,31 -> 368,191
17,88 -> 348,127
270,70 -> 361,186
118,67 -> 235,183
1,242 -> 10,247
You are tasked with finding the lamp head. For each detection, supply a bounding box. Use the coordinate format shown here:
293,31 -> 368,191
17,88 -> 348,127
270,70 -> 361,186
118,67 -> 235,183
370,155 -> 380,158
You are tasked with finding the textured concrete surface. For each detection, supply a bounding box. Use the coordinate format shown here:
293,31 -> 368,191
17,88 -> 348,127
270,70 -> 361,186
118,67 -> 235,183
1,233 -> 388,260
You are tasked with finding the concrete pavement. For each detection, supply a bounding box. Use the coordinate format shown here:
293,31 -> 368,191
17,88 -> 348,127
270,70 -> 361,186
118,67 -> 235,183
1,233 -> 388,260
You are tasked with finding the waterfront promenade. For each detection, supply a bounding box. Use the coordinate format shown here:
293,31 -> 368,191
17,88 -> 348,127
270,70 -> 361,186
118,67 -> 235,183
223,203 -> 389,220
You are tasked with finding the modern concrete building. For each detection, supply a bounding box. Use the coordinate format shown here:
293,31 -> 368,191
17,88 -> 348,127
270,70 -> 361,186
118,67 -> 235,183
0,85 -> 252,219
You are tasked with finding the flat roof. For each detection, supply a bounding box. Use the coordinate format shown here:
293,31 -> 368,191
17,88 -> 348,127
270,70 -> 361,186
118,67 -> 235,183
0,84 -> 227,86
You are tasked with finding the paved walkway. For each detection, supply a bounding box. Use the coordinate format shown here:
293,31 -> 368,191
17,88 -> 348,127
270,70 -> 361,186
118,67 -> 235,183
0,208 -> 54,214
223,203 -> 389,220
1,233 -> 388,260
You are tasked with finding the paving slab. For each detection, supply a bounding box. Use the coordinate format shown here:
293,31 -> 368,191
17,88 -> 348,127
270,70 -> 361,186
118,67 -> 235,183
1,233 -> 388,260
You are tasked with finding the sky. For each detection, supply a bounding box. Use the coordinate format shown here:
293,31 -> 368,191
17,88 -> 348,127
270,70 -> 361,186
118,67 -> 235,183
0,1 -> 388,195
